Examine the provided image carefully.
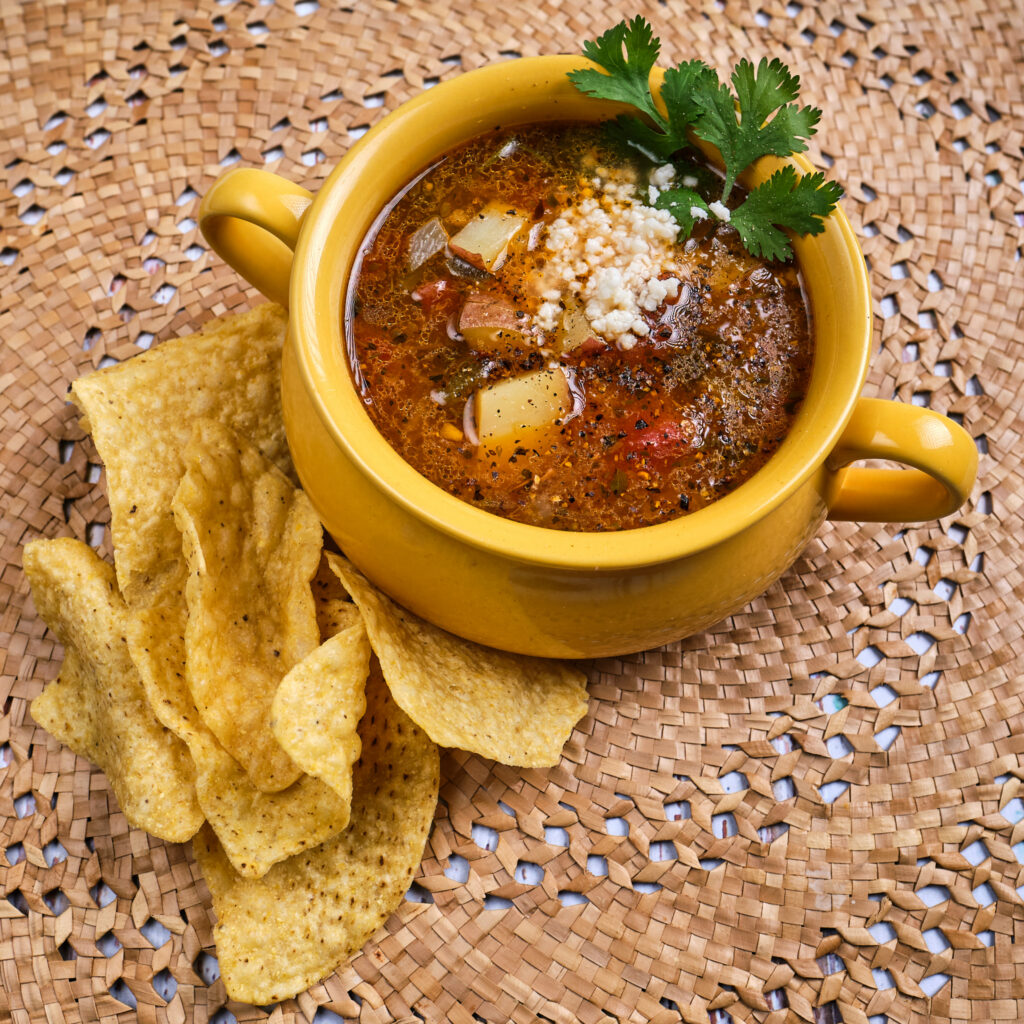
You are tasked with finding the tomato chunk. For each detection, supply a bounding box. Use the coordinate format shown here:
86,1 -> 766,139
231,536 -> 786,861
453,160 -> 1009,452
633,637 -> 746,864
623,416 -> 694,463
411,277 -> 455,315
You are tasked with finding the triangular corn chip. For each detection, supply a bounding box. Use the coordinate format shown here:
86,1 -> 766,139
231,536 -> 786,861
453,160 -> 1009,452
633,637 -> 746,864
24,538 -> 202,842
126,566 -> 354,878
67,306 -> 347,872
172,419 -> 321,792
70,303 -> 292,605
190,738 -> 358,880
328,554 -> 589,766
271,614 -> 370,808
311,552 -> 359,640
194,661 -> 439,1004
316,598 -> 361,640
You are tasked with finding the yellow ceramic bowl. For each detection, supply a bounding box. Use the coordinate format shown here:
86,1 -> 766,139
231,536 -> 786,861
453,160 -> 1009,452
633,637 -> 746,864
199,56 -> 977,658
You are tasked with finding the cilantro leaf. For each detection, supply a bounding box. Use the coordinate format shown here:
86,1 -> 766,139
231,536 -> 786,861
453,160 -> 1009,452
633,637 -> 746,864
568,17 -> 662,123
654,187 -> 710,239
730,166 -> 844,261
670,158 -> 720,196
570,18 -> 712,162
604,114 -> 680,163
693,57 -> 821,200
658,60 -> 715,151
600,60 -> 712,162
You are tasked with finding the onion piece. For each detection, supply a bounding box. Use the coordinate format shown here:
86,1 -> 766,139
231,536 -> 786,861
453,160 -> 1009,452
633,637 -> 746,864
407,217 -> 449,272
561,366 -> 586,424
462,396 -> 480,447
445,312 -> 462,342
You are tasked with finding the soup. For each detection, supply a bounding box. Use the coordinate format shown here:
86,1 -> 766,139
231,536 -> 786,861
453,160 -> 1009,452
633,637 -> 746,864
345,123 -> 812,532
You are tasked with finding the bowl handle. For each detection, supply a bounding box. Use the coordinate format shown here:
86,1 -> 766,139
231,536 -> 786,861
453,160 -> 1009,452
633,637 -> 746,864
198,168 -> 313,308
824,398 -> 978,522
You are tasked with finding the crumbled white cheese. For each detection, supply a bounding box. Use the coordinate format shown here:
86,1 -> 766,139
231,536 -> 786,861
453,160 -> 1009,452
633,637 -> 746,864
650,164 -> 676,188
690,206 -> 708,220
681,175 -> 698,188
536,301 -> 561,330
535,171 -> 687,347
708,200 -> 731,222
638,276 -> 680,312
648,185 -> 660,205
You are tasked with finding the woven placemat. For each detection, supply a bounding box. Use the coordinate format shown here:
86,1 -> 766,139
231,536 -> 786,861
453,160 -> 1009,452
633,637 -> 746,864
2,1 -> 1022,1021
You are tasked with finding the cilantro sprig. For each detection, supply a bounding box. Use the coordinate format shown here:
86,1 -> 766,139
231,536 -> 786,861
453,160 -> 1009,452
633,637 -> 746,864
568,17 -> 842,261
731,166 -> 844,262
570,20 -> 711,163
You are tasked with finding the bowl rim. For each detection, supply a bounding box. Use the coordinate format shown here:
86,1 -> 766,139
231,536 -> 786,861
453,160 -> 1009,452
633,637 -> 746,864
288,54 -> 872,571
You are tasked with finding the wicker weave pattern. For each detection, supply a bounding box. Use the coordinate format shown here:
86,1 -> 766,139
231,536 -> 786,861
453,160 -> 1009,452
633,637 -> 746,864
2,1 -> 1022,1021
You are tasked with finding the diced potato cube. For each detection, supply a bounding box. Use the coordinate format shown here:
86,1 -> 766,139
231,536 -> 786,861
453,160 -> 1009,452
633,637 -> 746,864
459,292 -> 527,355
449,201 -> 526,273
475,369 -> 570,448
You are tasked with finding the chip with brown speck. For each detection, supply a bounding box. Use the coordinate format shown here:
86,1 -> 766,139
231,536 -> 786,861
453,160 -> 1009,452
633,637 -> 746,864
24,538 -> 203,843
194,659 -> 439,1004
172,418 -> 322,793
126,558 -> 359,879
69,303 -> 292,606
271,612 -> 370,811
328,553 -> 589,766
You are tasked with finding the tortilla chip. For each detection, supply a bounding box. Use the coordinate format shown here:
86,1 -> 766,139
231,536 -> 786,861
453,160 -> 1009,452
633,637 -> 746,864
311,552 -> 359,640
316,598 -> 361,641
190,737 -> 357,879
271,616 -> 370,809
194,661 -> 439,1004
327,554 -> 589,767
312,551 -> 351,606
70,303 -> 291,605
127,581 -> 353,878
172,419 -> 322,793
24,539 -> 202,842
127,561 -> 203,744
68,306 -> 342,870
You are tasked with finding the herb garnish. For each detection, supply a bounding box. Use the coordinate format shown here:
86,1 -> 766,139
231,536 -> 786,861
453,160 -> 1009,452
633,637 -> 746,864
568,16 -> 843,262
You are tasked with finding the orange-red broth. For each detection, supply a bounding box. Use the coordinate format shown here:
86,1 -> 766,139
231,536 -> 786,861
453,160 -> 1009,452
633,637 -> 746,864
345,123 -> 812,532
